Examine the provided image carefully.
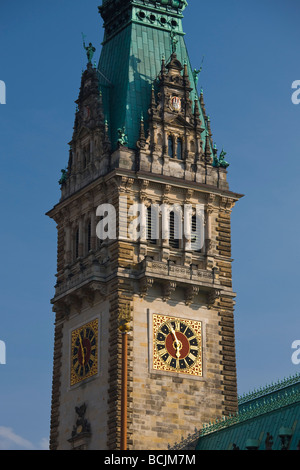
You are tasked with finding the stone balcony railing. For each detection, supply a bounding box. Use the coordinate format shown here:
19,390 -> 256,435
53,255 -> 224,306
140,259 -> 218,286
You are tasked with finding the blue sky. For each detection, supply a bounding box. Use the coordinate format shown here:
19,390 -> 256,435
0,0 -> 299,450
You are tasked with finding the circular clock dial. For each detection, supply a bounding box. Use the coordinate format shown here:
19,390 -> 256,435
72,326 -> 97,379
155,319 -> 200,371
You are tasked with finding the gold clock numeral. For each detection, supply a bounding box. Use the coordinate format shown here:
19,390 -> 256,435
158,347 -> 168,357
164,354 -> 173,366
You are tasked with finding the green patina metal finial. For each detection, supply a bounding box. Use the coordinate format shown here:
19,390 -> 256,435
82,32 -> 96,64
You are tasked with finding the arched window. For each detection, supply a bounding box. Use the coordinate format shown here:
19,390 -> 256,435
168,136 -> 174,158
177,138 -> 183,160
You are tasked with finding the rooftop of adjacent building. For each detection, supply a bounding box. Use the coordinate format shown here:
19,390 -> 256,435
169,372 -> 300,451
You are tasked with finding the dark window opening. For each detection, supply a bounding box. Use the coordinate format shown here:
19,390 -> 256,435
87,221 -> 92,253
147,207 -> 157,245
75,229 -> 79,259
177,138 -> 183,160
191,214 -> 202,252
169,211 -> 179,249
168,136 -> 174,158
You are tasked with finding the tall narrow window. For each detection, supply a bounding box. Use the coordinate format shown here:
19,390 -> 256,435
75,229 -> 79,260
177,138 -> 183,160
168,136 -> 174,158
169,211 -> 179,249
147,207 -> 157,245
191,214 -> 197,246
87,220 -> 92,253
191,214 -> 203,252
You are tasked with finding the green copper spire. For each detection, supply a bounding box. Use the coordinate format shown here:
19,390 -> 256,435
97,0 -> 208,150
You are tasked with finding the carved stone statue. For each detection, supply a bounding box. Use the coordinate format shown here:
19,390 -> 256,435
71,403 -> 91,438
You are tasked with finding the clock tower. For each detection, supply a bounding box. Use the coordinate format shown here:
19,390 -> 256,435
47,0 -> 243,450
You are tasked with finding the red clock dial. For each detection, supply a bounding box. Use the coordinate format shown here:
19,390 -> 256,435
154,318 -> 201,373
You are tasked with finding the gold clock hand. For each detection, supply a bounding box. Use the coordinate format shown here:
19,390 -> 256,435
168,323 -> 181,358
176,343 -> 181,359
79,334 -> 85,366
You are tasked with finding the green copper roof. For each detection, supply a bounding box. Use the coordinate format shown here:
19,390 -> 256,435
97,0 -> 209,150
169,373 -> 300,451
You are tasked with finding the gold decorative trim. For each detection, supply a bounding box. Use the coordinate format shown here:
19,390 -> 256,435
70,318 -> 99,386
153,314 -> 202,377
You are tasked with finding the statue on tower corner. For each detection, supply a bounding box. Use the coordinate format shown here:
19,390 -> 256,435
82,33 -> 96,64
58,168 -> 68,186
117,127 -> 128,147
170,31 -> 178,54
193,57 -> 204,86
219,149 -> 230,168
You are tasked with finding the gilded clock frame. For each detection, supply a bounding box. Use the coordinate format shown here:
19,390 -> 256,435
152,313 -> 203,377
70,318 -> 99,386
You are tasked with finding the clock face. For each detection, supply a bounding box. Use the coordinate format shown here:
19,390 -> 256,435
153,314 -> 202,377
70,319 -> 99,386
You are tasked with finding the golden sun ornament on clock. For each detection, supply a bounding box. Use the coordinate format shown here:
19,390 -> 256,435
70,319 -> 99,386
153,314 -> 202,377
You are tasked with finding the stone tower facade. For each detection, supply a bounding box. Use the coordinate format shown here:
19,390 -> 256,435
47,0 -> 243,451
